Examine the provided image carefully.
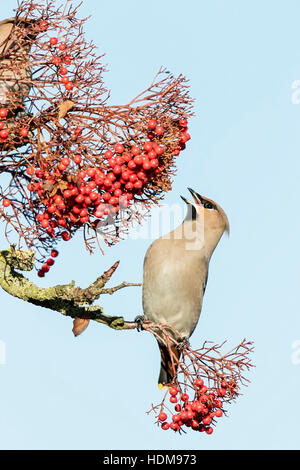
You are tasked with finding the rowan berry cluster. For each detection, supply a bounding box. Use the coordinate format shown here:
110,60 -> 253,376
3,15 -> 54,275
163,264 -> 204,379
157,378 -> 236,435
0,0 -> 193,273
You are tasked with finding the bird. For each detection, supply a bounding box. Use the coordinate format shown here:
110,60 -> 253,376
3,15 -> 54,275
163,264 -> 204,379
142,188 -> 229,388
0,17 -> 36,112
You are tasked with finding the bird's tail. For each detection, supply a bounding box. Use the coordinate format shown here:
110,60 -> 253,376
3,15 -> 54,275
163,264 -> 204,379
157,342 -> 181,389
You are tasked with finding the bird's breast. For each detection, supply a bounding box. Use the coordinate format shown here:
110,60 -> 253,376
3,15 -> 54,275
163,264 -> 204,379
142,238 -> 208,338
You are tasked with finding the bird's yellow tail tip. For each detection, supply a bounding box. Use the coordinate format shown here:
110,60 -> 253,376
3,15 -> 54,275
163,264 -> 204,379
158,383 -> 169,390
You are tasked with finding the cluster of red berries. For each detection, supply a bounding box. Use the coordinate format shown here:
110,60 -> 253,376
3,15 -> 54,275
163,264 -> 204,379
47,28 -> 74,92
9,117 -> 189,276
37,249 -> 59,278
157,378 -> 236,435
0,107 -> 29,143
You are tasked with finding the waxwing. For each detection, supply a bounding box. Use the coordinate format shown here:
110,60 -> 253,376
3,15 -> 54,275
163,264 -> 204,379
0,17 -> 37,111
142,188 -> 229,387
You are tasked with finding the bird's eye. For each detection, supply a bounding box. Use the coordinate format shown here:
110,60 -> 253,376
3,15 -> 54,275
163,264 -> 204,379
204,201 -> 214,209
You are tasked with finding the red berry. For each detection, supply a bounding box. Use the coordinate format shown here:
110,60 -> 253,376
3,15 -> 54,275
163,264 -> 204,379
48,205 -> 56,214
61,157 -> 70,167
221,380 -> 228,389
102,192 -> 111,202
78,170 -> 86,179
199,386 -> 208,394
215,409 -> 223,418
59,43 -> 66,51
122,153 -> 131,162
64,56 -> 72,65
73,154 -> 81,164
133,155 -> 143,165
52,56 -> 61,66
49,37 -> 58,45
87,168 -> 96,178
142,161 -> 151,171
131,145 -> 139,156
191,419 -> 199,430
0,129 -> 9,139
114,189 -> 123,198
155,125 -> 164,135
113,165 -> 122,175
169,423 -> 179,431
202,416 -> 211,425
41,263 -> 50,273
179,118 -> 188,127
39,20 -> 48,31
174,404 -> 181,412
65,81 -> 74,91
217,388 -> 226,397
147,119 -> 157,130
181,393 -> 189,402
194,378 -> 204,388
206,427 -> 214,435
3,198 -> 11,207
107,172 -> 116,181
35,169 -> 44,178
105,150 -> 113,159
41,219 -> 49,228
170,396 -> 177,404
108,197 -> 117,206
161,422 -> 169,431
180,131 -> 191,143
38,270 -> 45,278
74,126 -> 82,135
158,412 -> 167,422
127,161 -> 136,170
64,190 -> 72,199
80,208 -> 88,217
61,76 -> 69,84
0,108 -> 8,119
59,66 -> 68,75
154,145 -> 164,155
61,231 -> 71,241
169,387 -> 178,396
144,141 -> 152,152
133,180 -> 143,189
114,143 -> 124,154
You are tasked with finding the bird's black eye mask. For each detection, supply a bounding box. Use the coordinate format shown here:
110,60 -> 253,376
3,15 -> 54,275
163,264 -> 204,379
201,199 -> 217,210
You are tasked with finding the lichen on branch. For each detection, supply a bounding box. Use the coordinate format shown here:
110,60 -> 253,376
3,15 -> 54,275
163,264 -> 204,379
0,246 -> 140,331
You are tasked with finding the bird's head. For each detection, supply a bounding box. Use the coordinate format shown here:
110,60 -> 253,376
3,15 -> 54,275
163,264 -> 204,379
180,188 -> 229,255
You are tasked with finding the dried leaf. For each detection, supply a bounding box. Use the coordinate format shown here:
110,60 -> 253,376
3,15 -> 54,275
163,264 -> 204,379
72,317 -> 90,336
58,100 -> 74,120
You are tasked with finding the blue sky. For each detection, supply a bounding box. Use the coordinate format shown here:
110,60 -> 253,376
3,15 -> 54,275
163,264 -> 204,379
0,0 -> 300,450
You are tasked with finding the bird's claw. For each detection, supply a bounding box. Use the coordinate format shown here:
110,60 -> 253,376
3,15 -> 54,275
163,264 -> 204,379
134,315 -> 145,332
177,336 -> 190,351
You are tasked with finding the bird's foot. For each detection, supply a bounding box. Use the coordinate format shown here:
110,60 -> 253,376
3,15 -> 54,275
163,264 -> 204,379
134,315 -> 145,332
177,336 -> 190,351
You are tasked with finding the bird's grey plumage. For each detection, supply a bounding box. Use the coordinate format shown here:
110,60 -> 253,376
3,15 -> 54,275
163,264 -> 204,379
0,17 -> 36,109
142,188 -> 229,386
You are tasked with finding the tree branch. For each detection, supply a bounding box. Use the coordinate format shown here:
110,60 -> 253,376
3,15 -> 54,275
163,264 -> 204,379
0,246 -> 140,331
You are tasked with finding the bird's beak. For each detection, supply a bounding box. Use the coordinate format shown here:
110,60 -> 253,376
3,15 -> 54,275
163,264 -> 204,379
180,195 -> 193,205
188,188 -> 203,206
